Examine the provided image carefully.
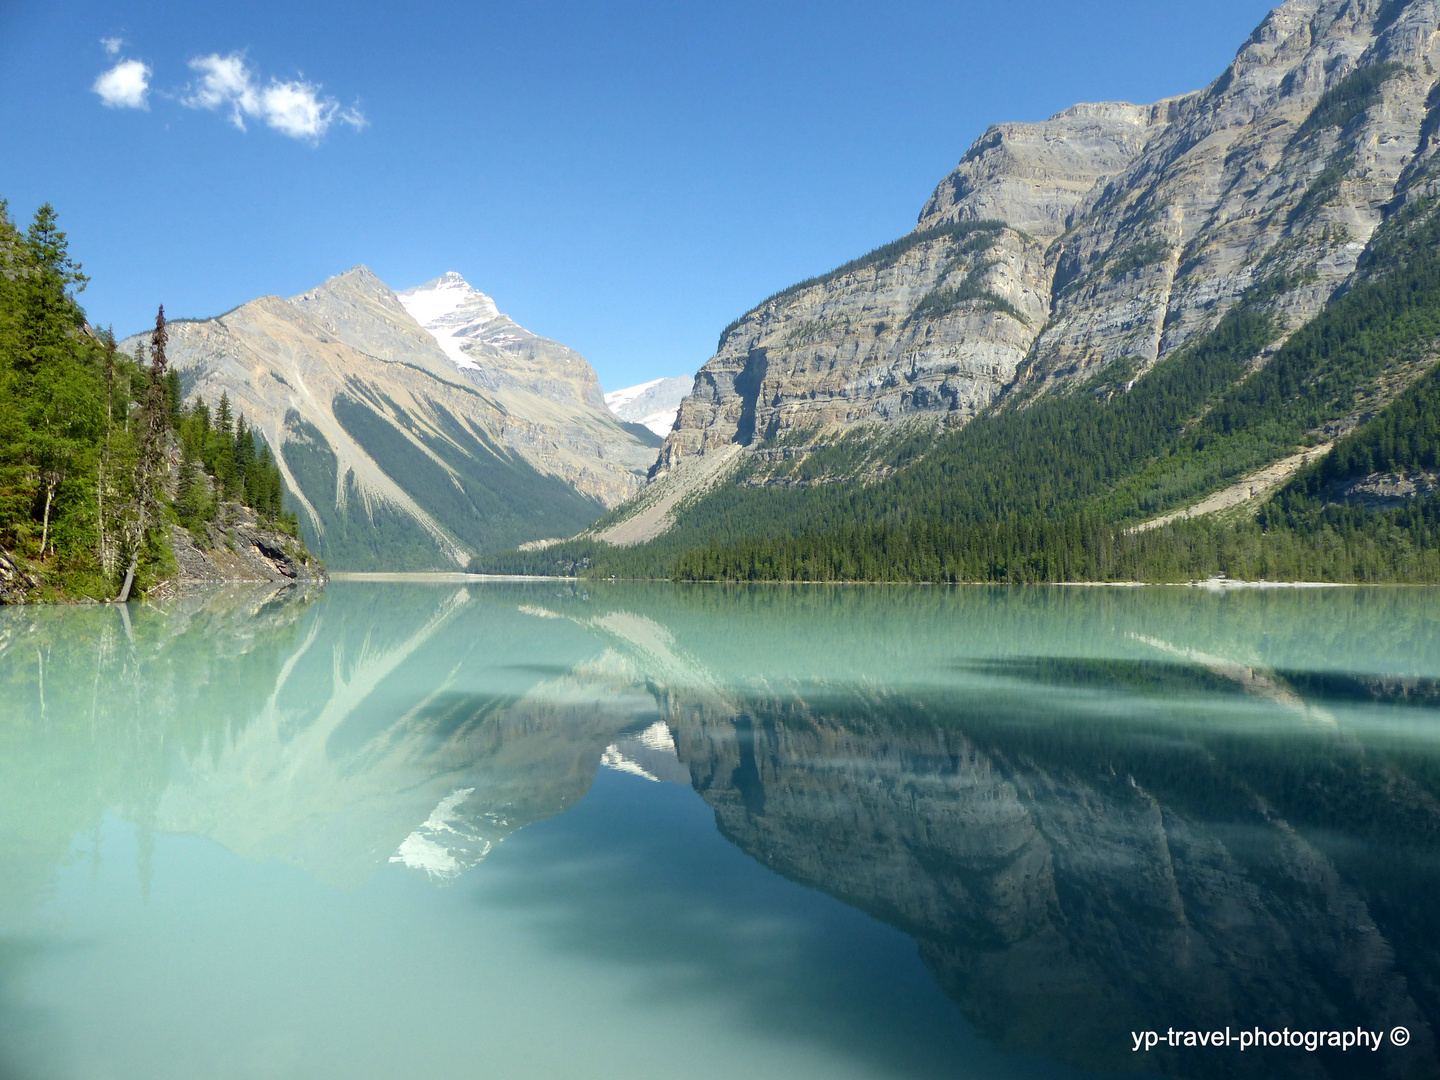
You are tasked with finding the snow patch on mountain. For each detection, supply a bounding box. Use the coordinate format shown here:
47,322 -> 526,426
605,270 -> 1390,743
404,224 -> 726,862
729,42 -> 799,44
605,378 -> 666,411
397,272 -> 503,372
390,786 -> 492,882
600,722 -> 689,784
605,375 -> 693,437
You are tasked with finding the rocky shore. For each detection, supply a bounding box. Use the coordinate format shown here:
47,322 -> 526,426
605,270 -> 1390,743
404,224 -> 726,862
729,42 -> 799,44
0,505 -> 324,605
149,505 -> 326,600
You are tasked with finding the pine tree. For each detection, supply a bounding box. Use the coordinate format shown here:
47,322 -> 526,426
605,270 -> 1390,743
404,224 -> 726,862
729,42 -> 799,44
234,413 -> 256,504
8,205 -> 103,566
97,327 -> 118,576
175,446 -> 207,530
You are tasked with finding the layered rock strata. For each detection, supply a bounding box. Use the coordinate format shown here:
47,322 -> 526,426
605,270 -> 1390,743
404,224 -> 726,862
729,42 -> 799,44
654,0 -> 1440,479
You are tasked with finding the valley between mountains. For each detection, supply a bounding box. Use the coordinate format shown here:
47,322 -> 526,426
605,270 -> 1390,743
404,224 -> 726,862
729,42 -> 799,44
10,0 -> 1440,594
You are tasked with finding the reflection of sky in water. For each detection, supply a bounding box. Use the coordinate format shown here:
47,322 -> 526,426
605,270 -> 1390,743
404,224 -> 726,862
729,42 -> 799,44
0,581 -> 1437,1079
13,781 -> 1082,1080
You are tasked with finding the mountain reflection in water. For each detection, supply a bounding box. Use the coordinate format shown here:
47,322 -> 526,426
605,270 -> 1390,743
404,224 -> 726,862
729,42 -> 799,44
1,582 -> 1438,1080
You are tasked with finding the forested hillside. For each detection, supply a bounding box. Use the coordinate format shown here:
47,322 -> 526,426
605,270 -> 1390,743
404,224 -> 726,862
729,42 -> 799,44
477,197 -> 1440,584
0,199 -> 306,602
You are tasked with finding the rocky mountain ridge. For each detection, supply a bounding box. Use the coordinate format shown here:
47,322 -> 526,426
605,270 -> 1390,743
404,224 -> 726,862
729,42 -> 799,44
648,0 -> 1440,498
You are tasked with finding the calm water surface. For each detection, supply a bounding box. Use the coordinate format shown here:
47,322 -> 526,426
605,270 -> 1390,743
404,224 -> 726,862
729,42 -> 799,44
1,582 -> 1438,1079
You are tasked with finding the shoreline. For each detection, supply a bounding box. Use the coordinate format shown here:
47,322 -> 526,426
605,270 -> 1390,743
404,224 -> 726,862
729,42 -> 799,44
328,572 -> 578,583
339,573 -> 1401,588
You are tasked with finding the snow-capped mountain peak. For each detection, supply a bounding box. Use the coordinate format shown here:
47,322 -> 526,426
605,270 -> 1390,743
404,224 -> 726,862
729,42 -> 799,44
396,273 -> 503,371
604,375 -> 693,437
604,378 -> 666,412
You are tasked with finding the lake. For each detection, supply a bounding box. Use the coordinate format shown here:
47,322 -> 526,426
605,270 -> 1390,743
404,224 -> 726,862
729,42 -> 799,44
1,581 -> 1437,1079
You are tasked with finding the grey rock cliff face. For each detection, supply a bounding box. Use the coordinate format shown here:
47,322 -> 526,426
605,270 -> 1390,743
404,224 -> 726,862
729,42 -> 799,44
655,0 -> 1440,477
917,100 -> 1181,240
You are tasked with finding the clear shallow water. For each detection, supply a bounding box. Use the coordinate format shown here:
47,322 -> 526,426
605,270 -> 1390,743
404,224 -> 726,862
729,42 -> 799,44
1,583 -> 1439,1080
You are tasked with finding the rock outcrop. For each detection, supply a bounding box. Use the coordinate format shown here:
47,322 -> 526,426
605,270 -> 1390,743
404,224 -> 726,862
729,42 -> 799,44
156,506 -> 325,596
0,549 -> 39,604
651,0 -> 1440,486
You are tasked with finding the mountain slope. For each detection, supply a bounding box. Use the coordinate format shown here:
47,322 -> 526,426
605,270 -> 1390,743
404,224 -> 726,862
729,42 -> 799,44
482,0 -> 1440,581
644,0 -> 1440,483
124,268 -> 657,570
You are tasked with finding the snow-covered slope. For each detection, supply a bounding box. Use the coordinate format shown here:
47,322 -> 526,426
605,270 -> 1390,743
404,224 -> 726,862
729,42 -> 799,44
395,272 -> 501,372
605,376 -> 693,437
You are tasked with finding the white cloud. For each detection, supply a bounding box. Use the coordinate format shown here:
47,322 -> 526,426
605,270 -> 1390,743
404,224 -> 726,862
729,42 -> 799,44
181,51 -> 366,141
100,36 -> 124,57
93,58 -> 151,109
183,53 -> 259,129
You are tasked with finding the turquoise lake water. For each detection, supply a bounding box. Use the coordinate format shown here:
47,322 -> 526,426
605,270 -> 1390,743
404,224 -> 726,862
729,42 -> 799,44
1,582 -> 1438,1079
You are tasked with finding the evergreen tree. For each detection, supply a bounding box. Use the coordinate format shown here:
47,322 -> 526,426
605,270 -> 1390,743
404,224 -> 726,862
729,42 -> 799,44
234,413 -> 256,503
175,446 -> 207,530
118,305 -> 172,601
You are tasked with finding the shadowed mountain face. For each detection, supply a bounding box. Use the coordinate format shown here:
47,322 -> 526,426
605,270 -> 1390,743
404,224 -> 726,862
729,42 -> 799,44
121,268 -> 657,569
2,584 -> 1438,1079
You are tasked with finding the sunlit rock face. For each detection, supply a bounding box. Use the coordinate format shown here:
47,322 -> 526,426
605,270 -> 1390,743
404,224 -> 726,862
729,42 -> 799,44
124,268 -> 656,569
654,0 -> 1440,479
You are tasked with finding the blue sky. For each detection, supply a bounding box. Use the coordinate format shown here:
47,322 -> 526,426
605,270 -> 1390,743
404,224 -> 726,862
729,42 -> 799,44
1,0 -> 1276,391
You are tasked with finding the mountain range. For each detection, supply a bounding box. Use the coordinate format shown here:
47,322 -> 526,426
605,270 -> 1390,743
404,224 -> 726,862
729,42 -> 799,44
493,0 -> 1440,581
651,0 -> 1439,476
117,0 -> 1440,583
123,269 -> 660,570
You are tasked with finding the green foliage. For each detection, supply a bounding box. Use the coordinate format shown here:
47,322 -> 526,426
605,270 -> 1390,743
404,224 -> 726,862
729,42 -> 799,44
1106,239 -> 1171,280
0,200 -> 121,598
910,267 -> 1028,325
1294,61 -> 1405,140
175,394 -> 294,535
666,505 -> 1440,584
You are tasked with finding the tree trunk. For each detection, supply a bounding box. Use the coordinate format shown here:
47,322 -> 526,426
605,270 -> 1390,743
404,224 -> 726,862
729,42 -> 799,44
97,463 -> 107,574
116,552 -> 138,604
40,483 -> 54,557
